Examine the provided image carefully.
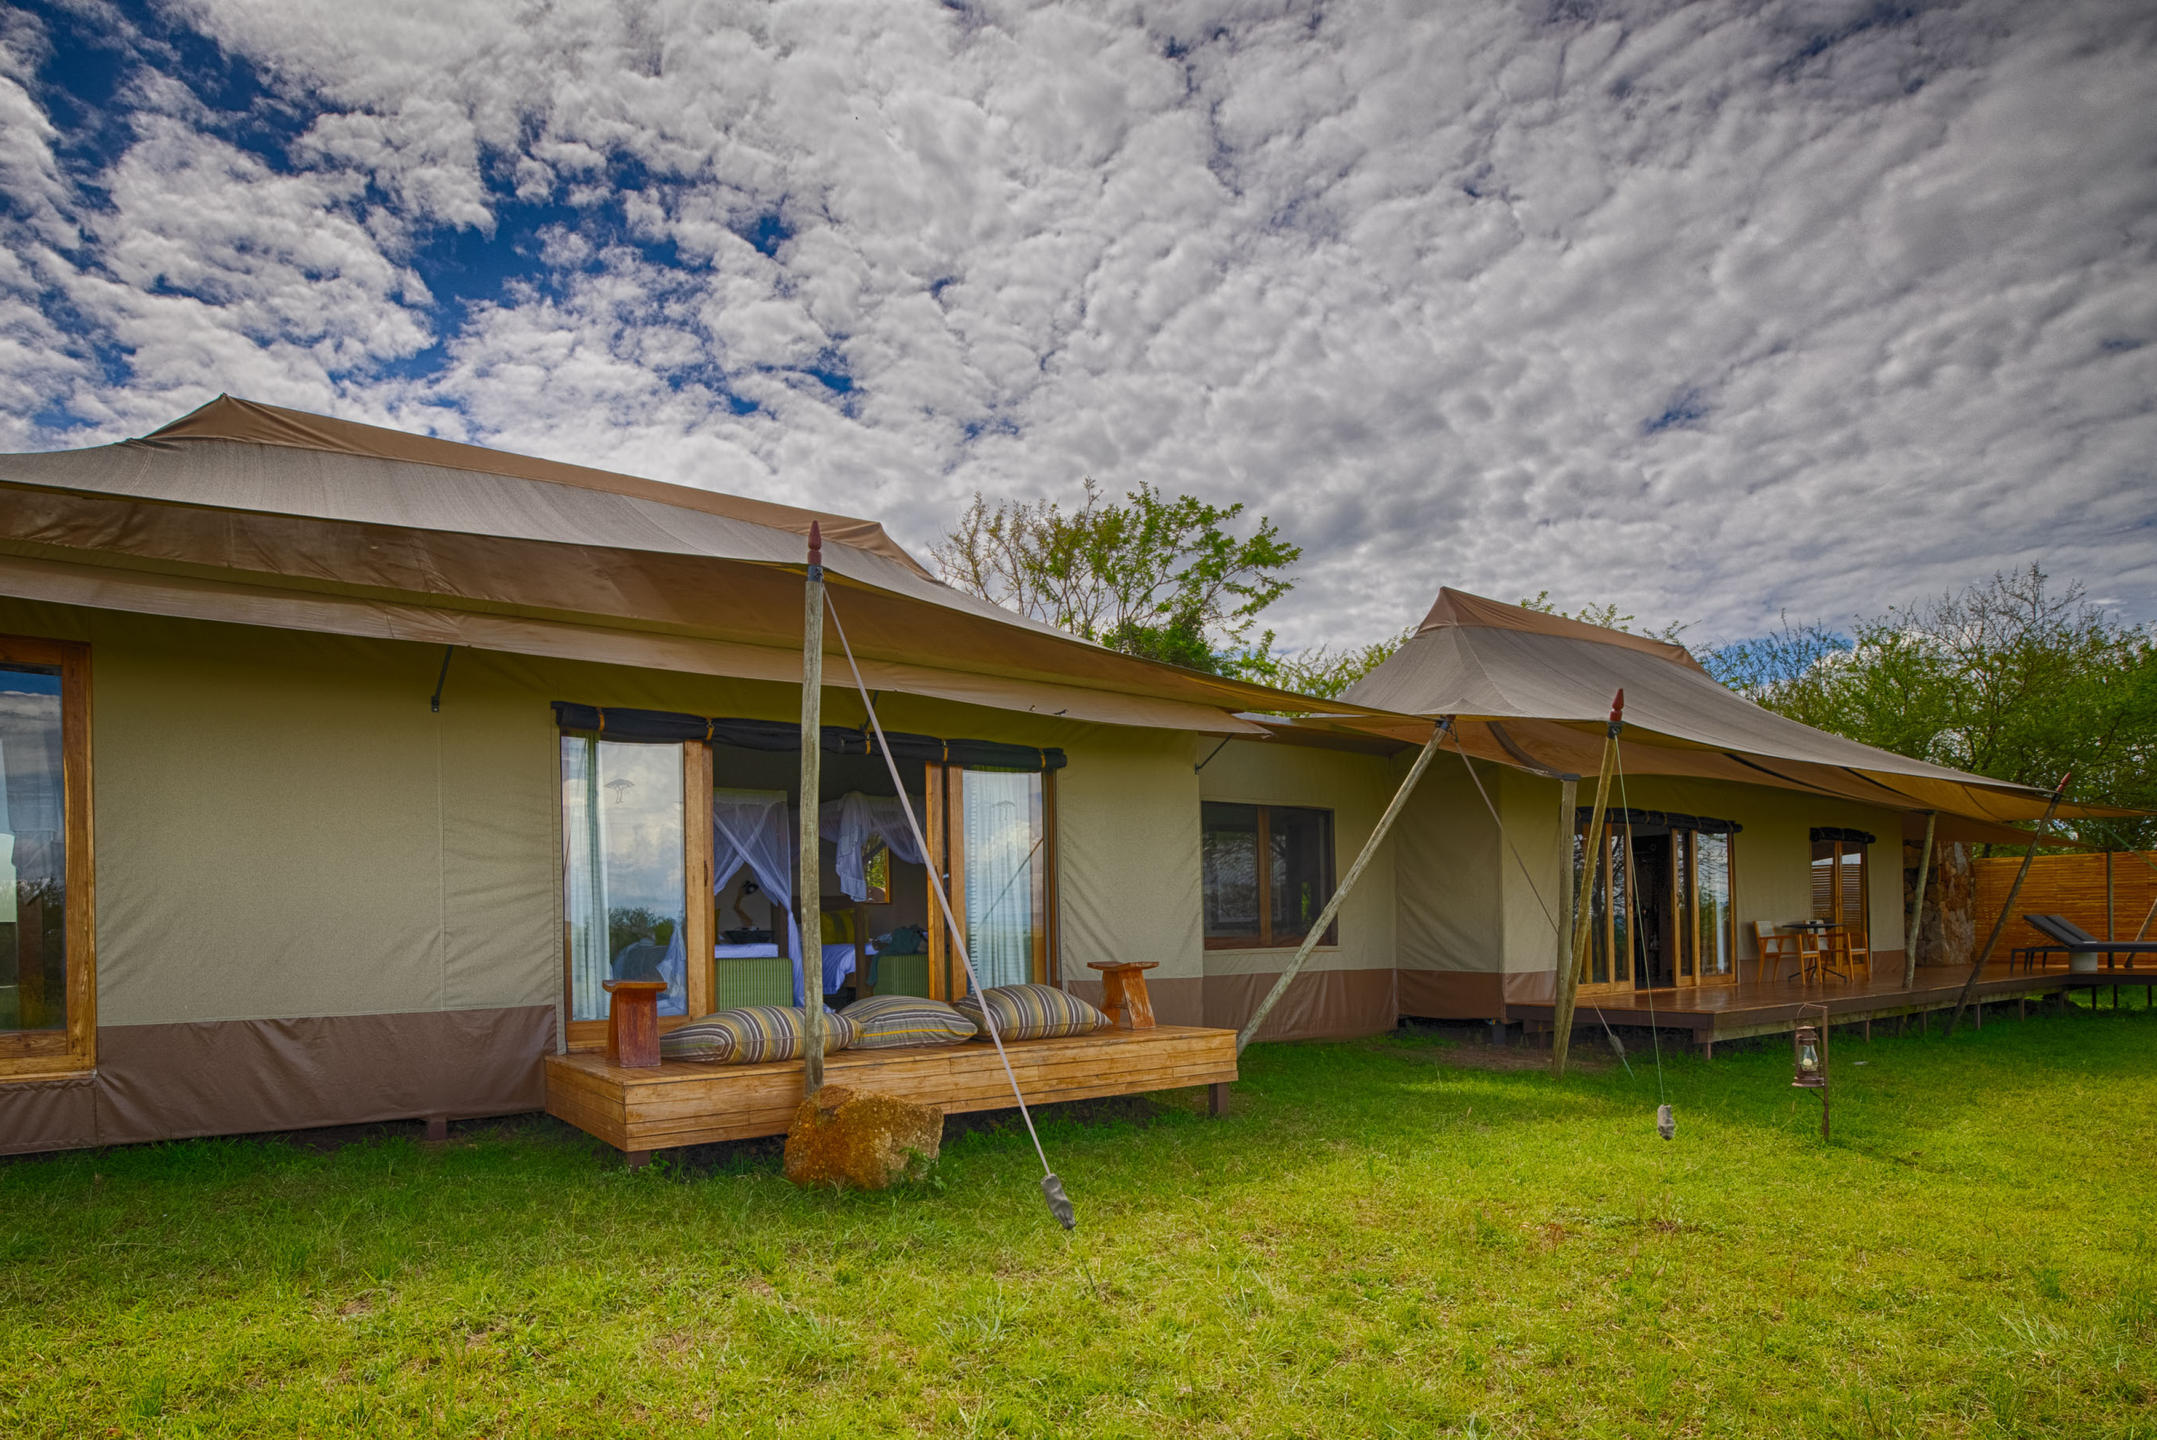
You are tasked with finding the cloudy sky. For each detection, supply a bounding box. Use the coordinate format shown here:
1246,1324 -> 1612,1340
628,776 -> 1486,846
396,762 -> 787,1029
2,0 -> 2152,650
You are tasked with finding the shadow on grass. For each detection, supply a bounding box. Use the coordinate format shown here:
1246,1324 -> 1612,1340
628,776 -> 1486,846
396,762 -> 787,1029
7,998 -> 2148,1220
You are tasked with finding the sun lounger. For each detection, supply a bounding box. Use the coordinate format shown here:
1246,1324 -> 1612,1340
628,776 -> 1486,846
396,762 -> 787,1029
2012,913 -> 2157,972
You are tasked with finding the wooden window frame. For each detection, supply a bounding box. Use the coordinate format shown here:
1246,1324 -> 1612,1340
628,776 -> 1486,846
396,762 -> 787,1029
561,738 -> 712,1053
1810,837 -> 1871,973
0,636 -> 95,1082
924,765 -> 1057,1000
1201,802 -> 1339,952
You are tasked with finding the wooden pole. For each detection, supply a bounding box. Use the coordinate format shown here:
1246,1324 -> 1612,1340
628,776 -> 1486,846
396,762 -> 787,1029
1944,773 -> 2068,1036
2106,849 -> 2115,941
1904,811 -> 1934,988
1553,691 -> 1623,1079
1237,720 -> 1448,1054
1553,774 -> 1578,1000
799,522 -> 826,1095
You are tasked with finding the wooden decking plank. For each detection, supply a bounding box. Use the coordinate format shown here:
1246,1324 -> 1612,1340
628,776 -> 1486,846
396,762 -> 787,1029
615,1055 -> 1236,1125
566,1026 -> 1230,1087
544,1025 -> 1240,1155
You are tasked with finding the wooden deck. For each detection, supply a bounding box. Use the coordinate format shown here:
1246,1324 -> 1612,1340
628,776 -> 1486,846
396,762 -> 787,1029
546,1025 -> 1239,1160
1508,961 -> 2155,1053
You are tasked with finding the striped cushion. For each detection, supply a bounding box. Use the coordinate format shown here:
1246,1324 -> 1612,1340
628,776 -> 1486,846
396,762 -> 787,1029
953,984 -> 1109,1042
841,994 -> 978,1050
660,1005 -> 858,1064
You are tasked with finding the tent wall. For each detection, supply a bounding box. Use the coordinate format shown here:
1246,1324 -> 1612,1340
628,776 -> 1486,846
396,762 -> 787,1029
0,599 -> 1300,1154
1054,730 -> 1205,1025
0,599 -> 563,1151
1394,767 -> 1911,1019
1196,739 -> 1401,1040
1496,767 -> 1570,1004
1392,759 -> 1505,1018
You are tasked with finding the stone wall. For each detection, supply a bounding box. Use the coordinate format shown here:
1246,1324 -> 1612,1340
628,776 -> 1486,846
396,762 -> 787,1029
1904,839 -> 1975,966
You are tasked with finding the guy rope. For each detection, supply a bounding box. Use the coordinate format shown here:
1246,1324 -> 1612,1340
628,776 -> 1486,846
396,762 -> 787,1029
815,559 -> 1076,1230
1553,692 -> 1624,1079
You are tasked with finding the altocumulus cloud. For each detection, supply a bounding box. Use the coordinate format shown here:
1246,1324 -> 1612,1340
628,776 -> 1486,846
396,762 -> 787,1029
1,0 -> 2153,647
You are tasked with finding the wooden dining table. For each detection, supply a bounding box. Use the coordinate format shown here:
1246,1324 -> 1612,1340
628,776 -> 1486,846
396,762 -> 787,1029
1777,921 -> 1852,984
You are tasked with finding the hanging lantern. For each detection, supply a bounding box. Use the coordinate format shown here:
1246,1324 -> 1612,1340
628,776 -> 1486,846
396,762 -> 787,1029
1791,1024 -> 1825,1089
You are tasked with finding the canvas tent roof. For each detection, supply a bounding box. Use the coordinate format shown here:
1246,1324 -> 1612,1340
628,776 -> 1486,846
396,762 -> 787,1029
0,397 -> 1403,735
1333,587 -> 2110,829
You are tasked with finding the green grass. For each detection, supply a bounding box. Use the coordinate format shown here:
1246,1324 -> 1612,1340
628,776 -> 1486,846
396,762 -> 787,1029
3,997 -> 2154,1438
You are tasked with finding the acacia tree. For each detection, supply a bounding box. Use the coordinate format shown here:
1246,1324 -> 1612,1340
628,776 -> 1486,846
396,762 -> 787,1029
1702,566 -> 2157,844
1518,590 -> 1691,645
1232,629 -> 1413,699
934,479 -> 1301,674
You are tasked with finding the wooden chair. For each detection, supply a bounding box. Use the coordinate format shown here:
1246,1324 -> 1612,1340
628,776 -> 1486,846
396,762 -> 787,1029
1805,924 -> 1853,984
1752,922 -> 1804,983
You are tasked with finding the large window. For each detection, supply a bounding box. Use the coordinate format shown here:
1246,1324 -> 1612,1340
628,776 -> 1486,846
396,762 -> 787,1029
0,638 -> 92,1080
926,766 -> 1054,996
1202,802 -> 1336,950
1573,811 -> 1736,993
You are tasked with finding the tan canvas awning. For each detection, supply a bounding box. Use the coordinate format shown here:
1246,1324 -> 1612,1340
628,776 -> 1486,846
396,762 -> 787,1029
1331,587 -> 2123,827
0,397 -> 1410,735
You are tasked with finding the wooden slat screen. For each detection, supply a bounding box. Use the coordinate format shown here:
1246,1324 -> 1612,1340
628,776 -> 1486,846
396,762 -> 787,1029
1971,851 -> 2157,954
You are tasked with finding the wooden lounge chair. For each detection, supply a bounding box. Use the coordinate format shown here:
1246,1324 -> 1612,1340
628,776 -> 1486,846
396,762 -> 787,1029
2013,913 -> 2157,972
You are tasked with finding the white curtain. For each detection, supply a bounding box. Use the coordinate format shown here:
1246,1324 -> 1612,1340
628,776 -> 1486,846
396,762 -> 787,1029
818,791 -> 928,902
963,770 -> 1037,988
712,788 -> 806,1004
560,736 -> 611,1023
656,926 -> 688,1016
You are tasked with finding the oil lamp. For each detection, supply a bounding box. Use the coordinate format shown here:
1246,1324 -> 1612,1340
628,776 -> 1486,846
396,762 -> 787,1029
1791,1024 -> 1825,1088
1790,1009 -> 1831,1140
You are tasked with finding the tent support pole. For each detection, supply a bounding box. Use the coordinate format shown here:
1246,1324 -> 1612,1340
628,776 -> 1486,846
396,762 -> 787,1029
1904,811 -> 1934,989
1236,722 -> 1448,1054
1552,775 -> 1578,1021
1945,773 -> 2068,1037
1553,693 -> 1623,1079
798,524 -> 826,1096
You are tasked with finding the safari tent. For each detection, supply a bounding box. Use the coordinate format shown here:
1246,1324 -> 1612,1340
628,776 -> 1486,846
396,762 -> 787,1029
0,397 -> 1414,1157
0,398 -> 2106,1161
1322,589 -> 2092,1043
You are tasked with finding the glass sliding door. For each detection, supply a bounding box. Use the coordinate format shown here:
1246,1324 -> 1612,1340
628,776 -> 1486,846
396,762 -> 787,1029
1574,814 -> 1738,997
561,736 -> 692,1027
962,769 -> 1042,989
926,766 -> 1054,997
1694,831 -> 1735,981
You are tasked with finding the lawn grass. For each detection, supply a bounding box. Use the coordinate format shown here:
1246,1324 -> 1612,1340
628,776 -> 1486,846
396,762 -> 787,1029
2,997 -> 2153,1438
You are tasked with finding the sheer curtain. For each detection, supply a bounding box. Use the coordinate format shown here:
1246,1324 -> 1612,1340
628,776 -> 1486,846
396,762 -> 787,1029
818,791 -> 928,901
560,736 -> 611,1023
711,788 -> 806,1004
963,770 -> 1038,988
